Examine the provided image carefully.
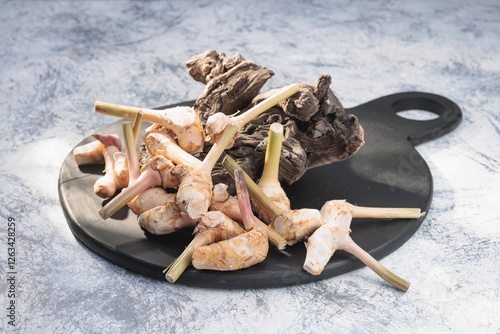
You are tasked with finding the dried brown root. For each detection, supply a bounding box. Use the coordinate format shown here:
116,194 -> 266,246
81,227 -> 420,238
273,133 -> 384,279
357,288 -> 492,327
208,74 -> 365,186
187,50 -> 275,122
185,49 -> 247,84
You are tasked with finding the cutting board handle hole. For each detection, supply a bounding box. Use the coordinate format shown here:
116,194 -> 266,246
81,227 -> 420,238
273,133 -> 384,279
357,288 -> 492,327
396,109 -> 439,121
392,97 -> 444,122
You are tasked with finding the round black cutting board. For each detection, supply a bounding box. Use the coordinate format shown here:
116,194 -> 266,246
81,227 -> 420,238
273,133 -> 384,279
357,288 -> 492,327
58,92 -> 462,288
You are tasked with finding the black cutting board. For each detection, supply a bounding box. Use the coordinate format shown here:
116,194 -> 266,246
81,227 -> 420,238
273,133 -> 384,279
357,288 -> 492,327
58,92 -> 462,288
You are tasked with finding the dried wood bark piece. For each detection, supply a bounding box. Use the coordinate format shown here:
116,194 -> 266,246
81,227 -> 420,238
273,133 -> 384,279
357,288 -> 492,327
207,74 -> 364,186
136,52 -> 364,191
187,50 -> 275,122
185,49 -> 246,84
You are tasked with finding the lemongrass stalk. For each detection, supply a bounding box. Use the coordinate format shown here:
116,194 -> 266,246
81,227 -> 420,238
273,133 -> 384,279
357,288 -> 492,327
231,84 -> 300,128
259,123 -> 284,187
132,110 -> 144,145
205,84 -> 300,138
257,123 -> 290,223
342,237 -> 410,292
164,232 -> 212,283
95,101 -> 165,123
122,122 -> 140,183
199,124 -> 238,172
235,169 -> 287,250
222,155 -> 285,221
348,203 -> 423,219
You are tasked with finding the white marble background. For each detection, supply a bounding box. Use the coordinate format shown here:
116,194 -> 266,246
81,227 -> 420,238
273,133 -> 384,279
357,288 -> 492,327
0,0 -> 499,333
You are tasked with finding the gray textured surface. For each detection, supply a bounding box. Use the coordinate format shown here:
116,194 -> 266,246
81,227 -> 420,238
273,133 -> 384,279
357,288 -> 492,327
1,1 -> 499,333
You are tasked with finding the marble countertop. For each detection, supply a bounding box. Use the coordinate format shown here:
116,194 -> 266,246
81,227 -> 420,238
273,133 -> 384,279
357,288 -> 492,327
1,1 -> 499,333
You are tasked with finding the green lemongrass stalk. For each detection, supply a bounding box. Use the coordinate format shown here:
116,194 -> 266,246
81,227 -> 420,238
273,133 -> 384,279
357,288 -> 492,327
96,101 -> 168,123
231,84 -> 300,129
259,123 -> 284,187
164,240 -> 197,283
122,122 -> 140,183
234,169 -> 287,250
348,203 -> 423,219
132,110 -> 144,145
164,230 -> 215,283
342,237 -> 410,292
206,84 -> 300,137
257,123 -> 290,223
226,154 -> 421,221
200,124 -> 239,172
222,155 -> 285,222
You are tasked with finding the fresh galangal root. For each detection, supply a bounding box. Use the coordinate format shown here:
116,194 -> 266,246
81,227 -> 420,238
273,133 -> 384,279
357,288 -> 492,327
210,183 -> 242,223
175,124 -> 238,219
304,200 -> 411,292
95,101 -> 205,153
73,133 -> 121,166
98,155 -> 176,219
191,227 -> 269,271
138,201 -> 198,235
164,211 -> 245,283
223,155 -> 322,246
92,133 -> 128,198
